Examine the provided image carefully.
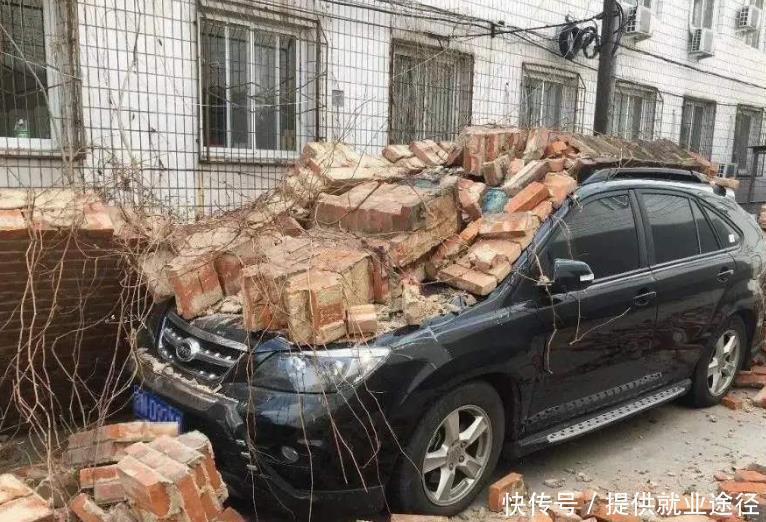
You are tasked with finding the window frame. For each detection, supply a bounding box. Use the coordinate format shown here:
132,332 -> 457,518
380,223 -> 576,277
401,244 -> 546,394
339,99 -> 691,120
534,189 -> 648,284
690,0 -> 716,29
679,97 -> 716,159
731,105 -> 764,177
197,12 -> 308,162
0,0 -> 60,152
742,0 -> 763,49
520,63 -> 581,132
612,81 -> 658,141
388,39 -> 474,144
635,189 -> 737,268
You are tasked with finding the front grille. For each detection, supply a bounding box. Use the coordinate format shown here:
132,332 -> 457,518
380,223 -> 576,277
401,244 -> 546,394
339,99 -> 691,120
157,312 -> 247,383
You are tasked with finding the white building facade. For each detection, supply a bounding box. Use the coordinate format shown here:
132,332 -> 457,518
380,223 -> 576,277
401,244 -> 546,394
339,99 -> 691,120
1,0 -> 765,214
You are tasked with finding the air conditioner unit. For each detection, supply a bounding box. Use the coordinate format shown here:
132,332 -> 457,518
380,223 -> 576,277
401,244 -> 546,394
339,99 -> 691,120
689,27 -> 715,57
624,5 -> 654,39
718,163 -> 738,177
738,5 -> 762,31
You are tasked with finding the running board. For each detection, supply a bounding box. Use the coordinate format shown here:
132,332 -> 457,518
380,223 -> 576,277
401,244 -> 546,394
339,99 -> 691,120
512,380 -> 691,457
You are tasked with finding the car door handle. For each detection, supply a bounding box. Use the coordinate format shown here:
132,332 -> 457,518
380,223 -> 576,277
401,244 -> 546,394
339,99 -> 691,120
717,267 -> 734,282
633,289 -> 657,307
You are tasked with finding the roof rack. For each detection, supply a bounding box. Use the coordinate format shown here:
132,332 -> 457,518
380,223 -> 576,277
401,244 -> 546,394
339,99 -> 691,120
582,167 -> 709,185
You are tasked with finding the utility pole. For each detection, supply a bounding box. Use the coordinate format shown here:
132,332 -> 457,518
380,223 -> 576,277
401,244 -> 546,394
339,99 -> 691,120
594,0 -> 618,135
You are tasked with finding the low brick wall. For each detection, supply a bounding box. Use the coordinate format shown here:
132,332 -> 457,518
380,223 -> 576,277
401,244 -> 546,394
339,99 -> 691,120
0,194 -> 133,432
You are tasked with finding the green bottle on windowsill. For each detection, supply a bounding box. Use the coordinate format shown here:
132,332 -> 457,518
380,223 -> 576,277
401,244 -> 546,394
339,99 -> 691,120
14,118 -> 29,139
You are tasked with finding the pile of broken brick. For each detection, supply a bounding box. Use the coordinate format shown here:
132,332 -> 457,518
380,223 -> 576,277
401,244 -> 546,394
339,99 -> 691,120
0,421 -> 246,521
722,363 -> 766,410
138,126 -> 732,346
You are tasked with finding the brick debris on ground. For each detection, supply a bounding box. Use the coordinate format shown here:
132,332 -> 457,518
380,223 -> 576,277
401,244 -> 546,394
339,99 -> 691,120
131,126 -> 732,347
0,421 -> 247,521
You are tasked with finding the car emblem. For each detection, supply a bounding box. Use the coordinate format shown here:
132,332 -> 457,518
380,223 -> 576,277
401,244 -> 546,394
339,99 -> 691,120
176,337 -> 201,362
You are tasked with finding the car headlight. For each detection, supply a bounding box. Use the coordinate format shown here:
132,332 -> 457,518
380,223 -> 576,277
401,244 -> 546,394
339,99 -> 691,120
252,347 -> 391,393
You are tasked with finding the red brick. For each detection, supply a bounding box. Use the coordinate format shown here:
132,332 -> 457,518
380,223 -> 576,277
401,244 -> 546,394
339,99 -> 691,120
459,219 -> 482,244
274,214 -> 303,237
545,140 -> 569,157
457,178 -> 486,220
148,435 -> 207,489
346,304 -> 377,336
66,441 -> 133,467
548,157 -> 566,172
718,480 -> 766,495
123,442 -> 206,522
410,139 -> 446,166
734,371 -> 766,388
167,254 -> 224,319
68,422 -> 179,449
481,155 -> 510,186
734,469 -> 766,483
0,473 -> 35,504
721,394 -> 744,410
115,455 -> 173,518
69,493 -> 107,522
0,209 -> 28,239
751,365 -> 766,375
544,173 -> 578,208
531,200 -> 554,223
92,478 -> 126,504
714,471 -> 732,481
488,472 -> 526,512
438,263 -> 497,296
0,494 -> 54,522
200,488 -> 224,519
177,431 -> 225,497
505,181 -> 550,214
383,144 -> 413,163
479,212 -> 535,240
78,465 -> 120,488
370,255 -> 390,304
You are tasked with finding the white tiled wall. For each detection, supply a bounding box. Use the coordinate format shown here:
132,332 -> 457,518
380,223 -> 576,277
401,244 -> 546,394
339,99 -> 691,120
3,0 -> 765,214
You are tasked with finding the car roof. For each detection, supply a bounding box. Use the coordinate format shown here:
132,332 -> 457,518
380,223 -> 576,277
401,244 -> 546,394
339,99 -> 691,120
576,167 -> 726,200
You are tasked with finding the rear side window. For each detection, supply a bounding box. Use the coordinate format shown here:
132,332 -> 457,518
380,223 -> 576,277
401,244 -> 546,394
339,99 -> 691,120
642,193 -> 699,264
691,200 -> 719,253
543,194 -> 640,279
703,206 -> 740,248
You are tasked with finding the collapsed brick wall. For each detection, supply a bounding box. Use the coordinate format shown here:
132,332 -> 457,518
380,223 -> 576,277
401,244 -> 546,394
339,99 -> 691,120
138,126 -> 728,347
0,190 -> 136,432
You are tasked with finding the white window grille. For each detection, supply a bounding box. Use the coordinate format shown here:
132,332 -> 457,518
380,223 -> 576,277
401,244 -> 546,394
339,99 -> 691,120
679,97 -> 716,159
520,64 -> 580,132
732,105 -> 763,176
0,0 -> 58,151
389,40 -> 473,144
612,82 -> 658,140
199,16 -> 314,160
691,0 -> 716,28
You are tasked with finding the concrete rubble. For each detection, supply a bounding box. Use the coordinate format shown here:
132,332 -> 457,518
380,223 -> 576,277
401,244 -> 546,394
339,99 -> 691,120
0,421 -> 246,521
132,126 -> 732,346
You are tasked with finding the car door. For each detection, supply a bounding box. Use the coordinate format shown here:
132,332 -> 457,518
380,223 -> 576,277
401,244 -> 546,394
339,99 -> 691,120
637,190 -> 737,384
525,191 -> 661,431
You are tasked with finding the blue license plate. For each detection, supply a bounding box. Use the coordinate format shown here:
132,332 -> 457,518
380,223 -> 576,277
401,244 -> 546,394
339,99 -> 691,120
133,385 -> 183,426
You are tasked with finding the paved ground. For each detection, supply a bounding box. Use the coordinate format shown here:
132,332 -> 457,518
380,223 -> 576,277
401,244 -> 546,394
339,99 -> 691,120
454,387 -> 766,521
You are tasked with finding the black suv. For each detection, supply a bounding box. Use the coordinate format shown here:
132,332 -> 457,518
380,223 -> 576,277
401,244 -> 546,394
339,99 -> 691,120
133,168 -> 765,520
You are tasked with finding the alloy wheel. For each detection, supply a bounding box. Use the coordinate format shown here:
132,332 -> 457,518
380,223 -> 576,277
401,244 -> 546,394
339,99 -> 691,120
421,405 -> 492,506
707,329 -> 740,396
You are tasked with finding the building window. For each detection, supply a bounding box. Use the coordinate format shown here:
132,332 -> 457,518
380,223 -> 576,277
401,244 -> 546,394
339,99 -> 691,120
691,0 -> 715,28
623,0 -> 652,7
200,17 -> 309,157
389,41 -> 473,144
612,82 -> 657,140
520,64 -> 580,132
732,106 -> 763,176
679,97 -> 716,158
0,0 -> 56,148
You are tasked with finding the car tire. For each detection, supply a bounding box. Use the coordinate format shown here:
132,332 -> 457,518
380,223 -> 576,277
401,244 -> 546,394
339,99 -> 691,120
688,315 -> 746,407
390,381 -> 504,516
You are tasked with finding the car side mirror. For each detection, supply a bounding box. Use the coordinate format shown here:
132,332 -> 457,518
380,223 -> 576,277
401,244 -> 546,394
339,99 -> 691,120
552,259 -> 594,293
